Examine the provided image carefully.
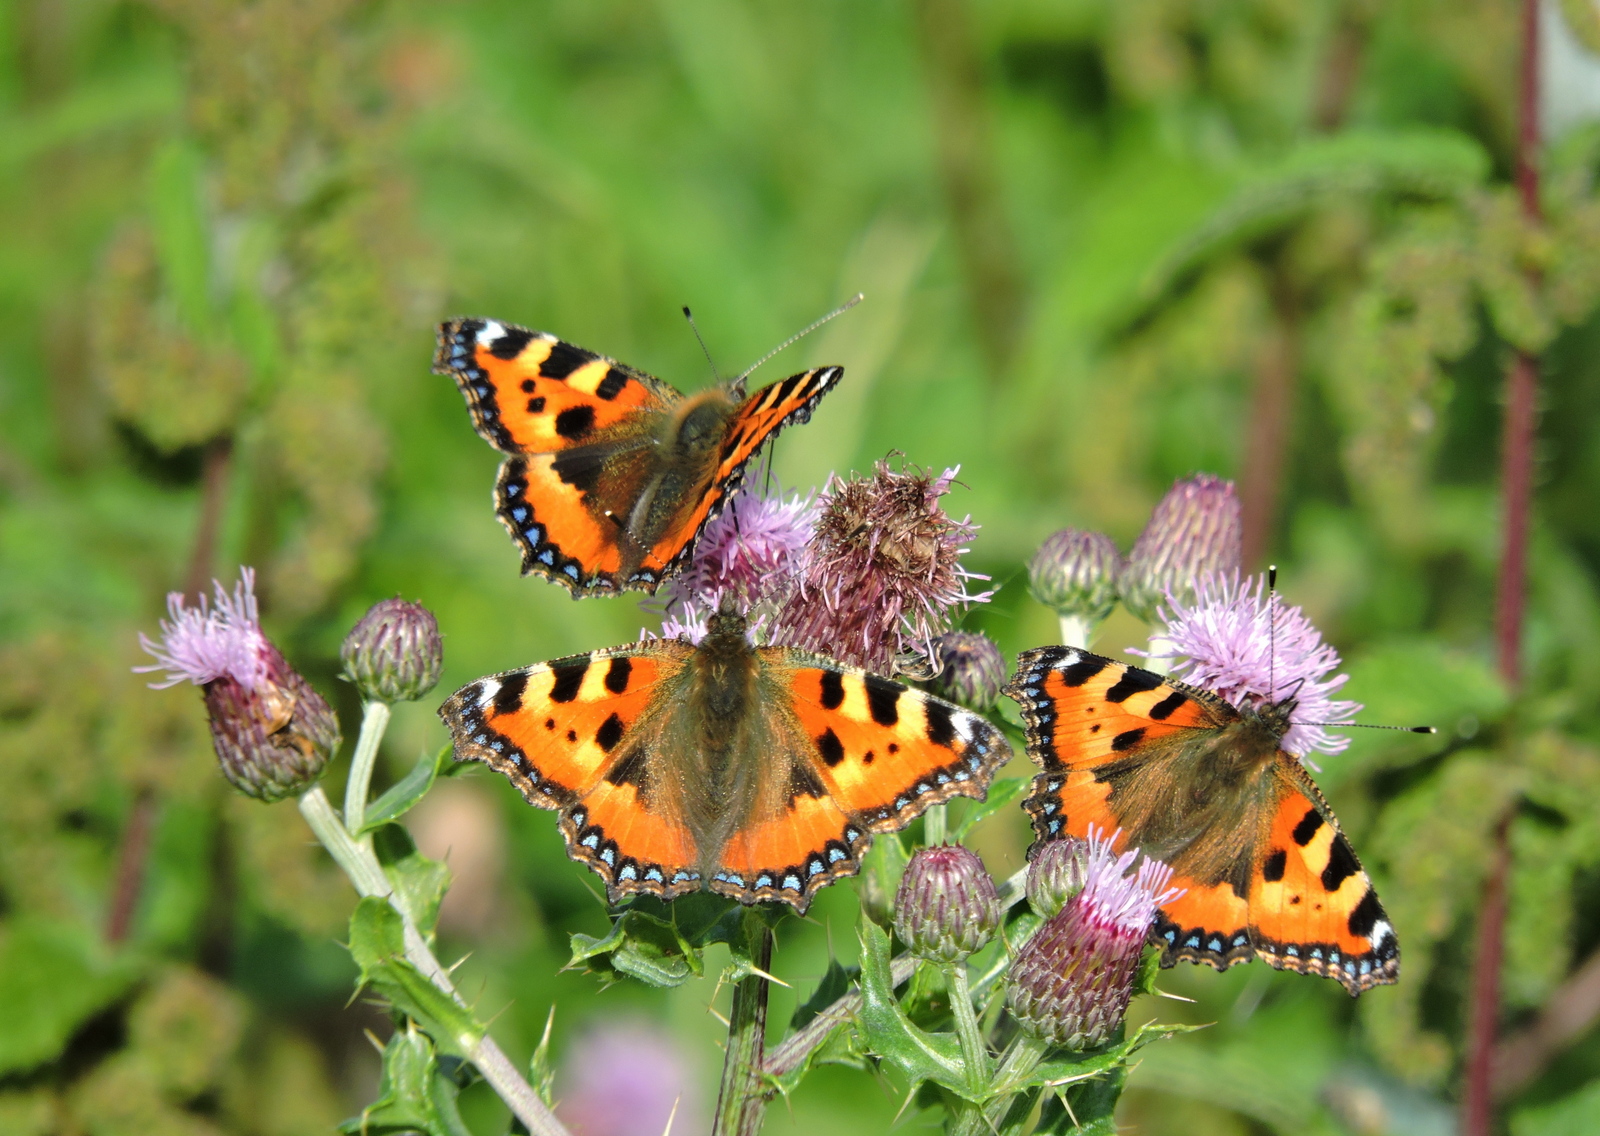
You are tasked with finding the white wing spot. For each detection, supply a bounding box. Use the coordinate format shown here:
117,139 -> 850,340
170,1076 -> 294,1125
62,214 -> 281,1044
475,320 -> 506,346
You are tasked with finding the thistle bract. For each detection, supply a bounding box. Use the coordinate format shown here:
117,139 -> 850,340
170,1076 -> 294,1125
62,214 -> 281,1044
341,597 -> 444,703
1025,835 -> 1090,920
1119,474 -> 1242,623
929,631 -> 1006,710
138,568 -> 341,801
1028,528 -> 1120,624
892,844 -> 1001,965
1007,828 -> 1181,1049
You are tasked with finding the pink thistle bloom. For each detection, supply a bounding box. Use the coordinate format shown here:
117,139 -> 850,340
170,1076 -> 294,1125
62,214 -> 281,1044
136,568 -> 270,691
1119,474 -> 1242,623
767,461 -> 991,673
663,484 -> 817,614
136,567 -> 339,801
1151,571 -> 1361,759
1007,826 -> 1182,1050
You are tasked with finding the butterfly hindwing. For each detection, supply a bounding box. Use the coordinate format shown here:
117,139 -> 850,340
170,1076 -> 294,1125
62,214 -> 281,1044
438,641 -> 703,902
1003,645 -> 1399,996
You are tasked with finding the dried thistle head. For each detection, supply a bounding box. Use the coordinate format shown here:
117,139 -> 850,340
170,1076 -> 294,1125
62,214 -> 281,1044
769,460 -> 990,673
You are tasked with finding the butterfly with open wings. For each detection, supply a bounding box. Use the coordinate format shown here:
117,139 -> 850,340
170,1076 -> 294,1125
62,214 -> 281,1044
433,318 -> 841,597
439,607 -> 1010,912
1005,646 -> 1399,996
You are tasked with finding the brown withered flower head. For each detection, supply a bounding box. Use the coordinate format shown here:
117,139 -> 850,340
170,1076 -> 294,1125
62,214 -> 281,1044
768,459 -> 990,674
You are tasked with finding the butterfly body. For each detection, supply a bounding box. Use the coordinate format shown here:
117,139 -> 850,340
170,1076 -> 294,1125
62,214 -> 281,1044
1005,645 -> 1399,995
439,609 -> 1010,912
434,318 -> 842,596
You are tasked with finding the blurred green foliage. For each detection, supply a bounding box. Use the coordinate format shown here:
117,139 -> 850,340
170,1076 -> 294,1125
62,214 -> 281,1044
4,0 -> 1600,1133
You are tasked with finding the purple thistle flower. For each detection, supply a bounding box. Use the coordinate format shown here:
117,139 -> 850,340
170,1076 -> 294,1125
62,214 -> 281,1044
137,567 -> 340,801
1028,528 -> 1121,624
556,1019 -> 701,1136
341,597 -> 443,703
928,631 -> 1006,710
1119,474 -> 1242,623
892,844 -> 1002,964
136,568 -> 270,691
1006,826 -> 1182,1050
663,483 -> 817,614
767,460 -> 991,673
1151,571 -> 1361,759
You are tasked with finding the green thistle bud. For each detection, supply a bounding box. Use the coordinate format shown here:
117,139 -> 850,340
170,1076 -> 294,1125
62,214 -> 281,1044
1118,475 -> 1241,623
341,598 -> 443,703
1025,836 -> 1090,920
1028,529 -> 1120,625
929,631 -> 1006,711
892,845 -> 1001,965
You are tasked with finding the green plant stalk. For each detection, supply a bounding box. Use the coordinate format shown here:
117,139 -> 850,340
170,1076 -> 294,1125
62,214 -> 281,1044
925,802 -> 947,846
343,699 -> 392,833
298,708 -> 571,1136
945,962 -> 991,1091
947,1033 -> 1050,1136
1058,614 -> 1096,651
1144,630 -> 1174,676
713,910 -> 775,1136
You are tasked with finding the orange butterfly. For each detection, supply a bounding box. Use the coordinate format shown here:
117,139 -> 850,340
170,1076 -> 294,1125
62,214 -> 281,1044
433,318 -> 842,596
439,607 -> 1010,912
1004,646 -> 1398,996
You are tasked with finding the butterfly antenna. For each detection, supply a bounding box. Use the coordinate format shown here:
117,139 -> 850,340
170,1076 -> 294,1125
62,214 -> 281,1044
682,305 -> 721,383
1267,564 -> 1277,702
1297,721 -> 1437,733
734,292 -> 863,387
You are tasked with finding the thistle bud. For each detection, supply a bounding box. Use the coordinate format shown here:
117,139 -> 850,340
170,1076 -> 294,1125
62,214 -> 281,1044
892,845 -> 1001,965
929,631 -> 1006,711
1118,475 -> 1242,623
1006,829 -> 1180,1050
137,569 -> 341,802
1028,529 -> 1120,625
341,598 -> 443,703
202,645 -> 340,801
1025,836 -> 1090,920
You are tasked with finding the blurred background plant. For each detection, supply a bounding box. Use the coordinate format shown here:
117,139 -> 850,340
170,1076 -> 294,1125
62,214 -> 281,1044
3,0 -> 1600,1133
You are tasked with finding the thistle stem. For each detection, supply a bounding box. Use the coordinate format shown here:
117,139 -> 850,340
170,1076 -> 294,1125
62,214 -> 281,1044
1144,631 -> 1174,676
1058,614 -> 1094,650
343,699 -> 392,833
713,911 -> 775,1136
925,803 -> 947,847
299,787 -> 569,1135
945,962 -> 991,1089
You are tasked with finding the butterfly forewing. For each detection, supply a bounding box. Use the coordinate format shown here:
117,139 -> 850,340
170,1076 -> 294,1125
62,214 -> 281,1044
435,317 -> 843,596
1003,644 -> 1400,996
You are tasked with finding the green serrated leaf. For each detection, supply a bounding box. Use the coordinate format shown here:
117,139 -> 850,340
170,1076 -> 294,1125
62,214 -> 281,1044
348,898 -> 484,1059
951,776 -> 1029,840
569,909 -> 700,989
339,1025 -> 474,1136
371,824 -> 450,940
856,918 -> 970,1099
1003,1020 -> 1201,1097
790,957 -> 857,1032
358,752 -> 442,834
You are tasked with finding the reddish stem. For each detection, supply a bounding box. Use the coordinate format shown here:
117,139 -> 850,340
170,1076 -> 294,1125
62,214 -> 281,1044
104,788 -> 157,943
1465,2 -> 1540,1130
1239,288 -> 1298,567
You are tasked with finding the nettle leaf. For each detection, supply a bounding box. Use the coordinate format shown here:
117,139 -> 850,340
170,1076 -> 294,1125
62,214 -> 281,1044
371,823 -> 450,941
855,918 -> 969,1099
358,748 -> 451,834
348,898 -> 484,1060
0,918 -> 140,1077
339,1025 -> 473,1136
569,909 -> 700,989
950,776 -> 1028,841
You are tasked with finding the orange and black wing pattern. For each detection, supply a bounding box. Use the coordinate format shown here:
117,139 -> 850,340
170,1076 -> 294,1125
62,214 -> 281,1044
705,656 -> 1011,912
434,318 -> 676,457
438,642 -> 703,903
1004,645 -> 1398,996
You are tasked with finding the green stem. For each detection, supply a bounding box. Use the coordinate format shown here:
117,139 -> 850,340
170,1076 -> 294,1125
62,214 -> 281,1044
945,962 -> 991,1090
298,786 -> 570,1136
1058,614 -> 1096,650
713,911 -> 775,1136
947,1033 -> 1050,1136
1144,630 -> 1174,676
925,803 -> 947,846
343,699 -> 392,833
